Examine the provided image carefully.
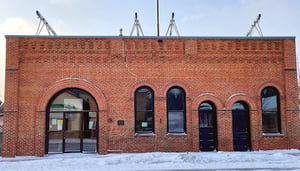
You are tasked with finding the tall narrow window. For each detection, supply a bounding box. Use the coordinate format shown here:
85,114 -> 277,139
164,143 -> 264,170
167,86 -> 186,133
261,87 -> 281,133
135,86 -> 154,133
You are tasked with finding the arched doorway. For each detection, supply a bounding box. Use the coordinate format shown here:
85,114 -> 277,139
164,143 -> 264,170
45,88 -> 99,154
232,101 -> 251,151
199,101 -> 218,151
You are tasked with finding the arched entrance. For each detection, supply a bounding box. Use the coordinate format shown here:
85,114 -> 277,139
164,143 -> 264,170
232,101 -> 251,151
45,88 -> 99,154
199,101 -> 218,151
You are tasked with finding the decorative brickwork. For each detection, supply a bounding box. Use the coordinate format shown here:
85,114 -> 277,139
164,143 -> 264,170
3,36 -> 300,157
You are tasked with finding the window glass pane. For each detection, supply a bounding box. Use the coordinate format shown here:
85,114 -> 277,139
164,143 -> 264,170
136,111 -> 154,132
262,95 -> 277,111
168,111 -> 184,133
167,88 -> 185,110
83,112 -> 97,152
200,110 -> 213,128
136,87 -> 153,111
50,89 -> 97,111
48,112 -> 63,153
135,87 -> 154,133
262,112 -> 279,133
262,87 -> 278,112
199,102 -> 213,110
262,87 -> 278,97
64,113 -> 81,152
232,102 -> 247,110
199,102 -> 215,128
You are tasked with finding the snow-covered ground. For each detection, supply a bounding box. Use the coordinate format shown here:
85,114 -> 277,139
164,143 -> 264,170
1,150 -> 300,171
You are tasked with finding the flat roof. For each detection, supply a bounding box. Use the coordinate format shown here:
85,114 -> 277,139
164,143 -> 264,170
5,35 -> 295,40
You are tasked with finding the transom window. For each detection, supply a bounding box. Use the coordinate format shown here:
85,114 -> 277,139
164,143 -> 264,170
167,86 -> 186,133
135,86 -> 154,133
232,101 -> 248,111
49,89 -> 98,112
261,86 -> 281,133
199,102 -> 215,128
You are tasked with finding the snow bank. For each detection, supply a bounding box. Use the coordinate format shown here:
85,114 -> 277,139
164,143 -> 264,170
1,150 -> 300,171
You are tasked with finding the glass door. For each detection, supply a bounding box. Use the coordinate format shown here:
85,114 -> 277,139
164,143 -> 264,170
46,88 -> 99,154
64,112 -> 82,153
48,112 -> 64,153
82,112 -> 97,152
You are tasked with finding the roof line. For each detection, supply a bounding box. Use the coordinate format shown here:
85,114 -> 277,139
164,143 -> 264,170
5,35 -> 295,39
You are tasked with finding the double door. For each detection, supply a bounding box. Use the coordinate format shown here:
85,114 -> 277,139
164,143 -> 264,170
47,112 -> 97,153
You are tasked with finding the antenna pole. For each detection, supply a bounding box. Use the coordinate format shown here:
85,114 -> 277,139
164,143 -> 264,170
36,10 -> 57,36
157,0 -> 160,37
246,14 -> 263,37
166,12 -> 180,36
130,12 -> 144,36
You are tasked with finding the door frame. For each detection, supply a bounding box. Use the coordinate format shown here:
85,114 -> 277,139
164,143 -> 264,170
198,102 -> 218,151
45,110 -> 99,154
232,102 -> 251,151
63,112 -> 82,153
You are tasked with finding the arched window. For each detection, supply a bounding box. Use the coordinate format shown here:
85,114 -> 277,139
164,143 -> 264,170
167,86 -> 186,133
135,86 -> 154,133
261,87 -> 281,133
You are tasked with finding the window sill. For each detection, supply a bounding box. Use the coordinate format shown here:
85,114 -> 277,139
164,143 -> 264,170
167,133 -> 187,136
262,133 -> 284,137
135,132 -> 155,137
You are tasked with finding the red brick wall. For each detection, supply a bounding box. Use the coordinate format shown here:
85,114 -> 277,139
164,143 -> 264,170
3,36 -> 300,157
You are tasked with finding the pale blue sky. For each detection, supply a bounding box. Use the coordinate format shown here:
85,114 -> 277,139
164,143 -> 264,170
0,0 -> 300,101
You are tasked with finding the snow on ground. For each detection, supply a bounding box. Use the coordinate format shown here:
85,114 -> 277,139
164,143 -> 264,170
1,150 -> 300,171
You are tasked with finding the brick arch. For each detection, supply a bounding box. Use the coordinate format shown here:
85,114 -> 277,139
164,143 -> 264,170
128,81 -> 159,98
192,93 -> 224,110
36,78 -> 107,111
226,93 -> 257,110
162,81 -> 190,97
35,78 -> 108,155
257,82 -> 284,97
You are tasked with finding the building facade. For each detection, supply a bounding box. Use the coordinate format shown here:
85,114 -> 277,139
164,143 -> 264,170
2,36 -> 300,157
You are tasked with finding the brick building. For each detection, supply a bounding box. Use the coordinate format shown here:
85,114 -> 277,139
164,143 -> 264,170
2,35 -> 300,157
